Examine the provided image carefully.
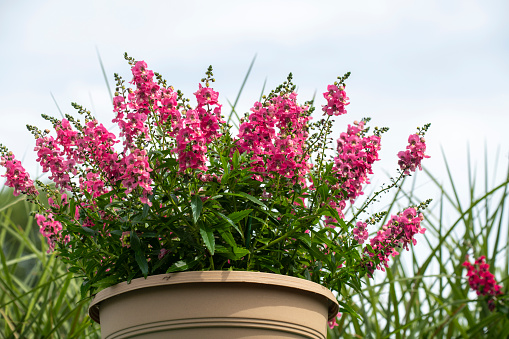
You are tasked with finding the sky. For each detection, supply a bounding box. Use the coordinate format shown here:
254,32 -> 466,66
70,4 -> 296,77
1,0 -> 508,208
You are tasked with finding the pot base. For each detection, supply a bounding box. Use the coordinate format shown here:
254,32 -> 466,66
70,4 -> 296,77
89,271 -> 339,339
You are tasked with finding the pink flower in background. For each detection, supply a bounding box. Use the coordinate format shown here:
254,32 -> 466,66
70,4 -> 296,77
463,256 -> 503,311
398,134 -> 429,174
328,312 -> 342,329
158,248 -> 170,259
0,153 -> 38,196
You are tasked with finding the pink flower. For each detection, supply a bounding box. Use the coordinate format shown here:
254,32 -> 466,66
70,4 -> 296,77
330,121 -> 381,217
364,207 -> 425,275
113,60 -> 157,149
158,248 -> 170,260
463,256 -> 503,311
322,84 -> 349,116
35,213 -> 68,253
235,92 -> 311,184
0,153 -> 38,196
353,221 -> 369,244
398,134 -> 430,174
194,84 -> 219,106
119,148 -> 153,205
328,312 -> 342,329
35,135 -> 73,192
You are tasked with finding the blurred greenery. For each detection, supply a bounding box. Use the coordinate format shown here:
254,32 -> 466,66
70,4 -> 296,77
0,188 -> 100,338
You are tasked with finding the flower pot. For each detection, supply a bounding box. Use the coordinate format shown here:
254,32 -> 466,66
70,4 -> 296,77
88,271 -> 339,339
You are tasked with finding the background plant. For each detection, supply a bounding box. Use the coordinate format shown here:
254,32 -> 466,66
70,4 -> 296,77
0,189 -> 100,338
327,148 -> 509,338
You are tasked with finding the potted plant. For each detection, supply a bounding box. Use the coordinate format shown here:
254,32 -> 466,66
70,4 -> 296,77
0,54 -> 430,338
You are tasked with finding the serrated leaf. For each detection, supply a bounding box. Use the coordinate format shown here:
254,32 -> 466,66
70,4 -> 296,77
218,229 -> 236,247
142,202 -> 150,219
215,246 -> 250,260
296,234 -> 312,248
131,231 -> 148,277
200,224 -> 215,255
191,195 -> 203,223
232,149 -> 240,168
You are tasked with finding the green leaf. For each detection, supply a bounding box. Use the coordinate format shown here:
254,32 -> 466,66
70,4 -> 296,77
131,232 -> 148,277
91,275 -> 120,288
337,217 -> 348,232
215,246 -> 250,260
142,202 -> 150,219
218,229 -> 236,247
191,195 -> 203,223
296,234 -> 312,248
80,280 -> 91,299
79,226 -> 97,236
317,184 -> 329,200
232,149 -> 240,168
199,224 -> 215,255
214,209 -> 252,238
223,192 -> 268,209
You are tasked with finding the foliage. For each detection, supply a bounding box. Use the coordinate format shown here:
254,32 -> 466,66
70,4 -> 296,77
0,189 -> 100,338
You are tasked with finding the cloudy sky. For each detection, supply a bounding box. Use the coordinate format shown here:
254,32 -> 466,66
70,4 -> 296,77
1,0 -> 508,205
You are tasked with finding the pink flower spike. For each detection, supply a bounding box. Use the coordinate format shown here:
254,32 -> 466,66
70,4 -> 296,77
398,133 -> 430,175
0,153 -> 38,196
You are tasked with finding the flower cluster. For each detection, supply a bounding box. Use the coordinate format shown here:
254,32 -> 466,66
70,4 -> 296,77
175,89 -> 221,173
334,120 -> 381,203
35,213 -> 68,253
236,91 -> 311,182
364,207 -> 426,275
113,60 -> 153,147
322,84 -> 349,116
352,221 -> 369,244
463,256 -> 503,311
0,152 -> 38,196
398,134 -> 429,175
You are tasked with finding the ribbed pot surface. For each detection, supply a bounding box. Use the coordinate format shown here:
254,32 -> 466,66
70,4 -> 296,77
88,271 -> 339,339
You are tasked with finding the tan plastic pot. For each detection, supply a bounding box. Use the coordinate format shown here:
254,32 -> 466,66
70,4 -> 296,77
89,271 -> 339,339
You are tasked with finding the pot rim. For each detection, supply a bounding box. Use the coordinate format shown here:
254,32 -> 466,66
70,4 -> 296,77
88,271 -> 339,323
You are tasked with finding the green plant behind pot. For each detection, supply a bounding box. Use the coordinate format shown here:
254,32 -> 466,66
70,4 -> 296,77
0,189 -> 100,338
